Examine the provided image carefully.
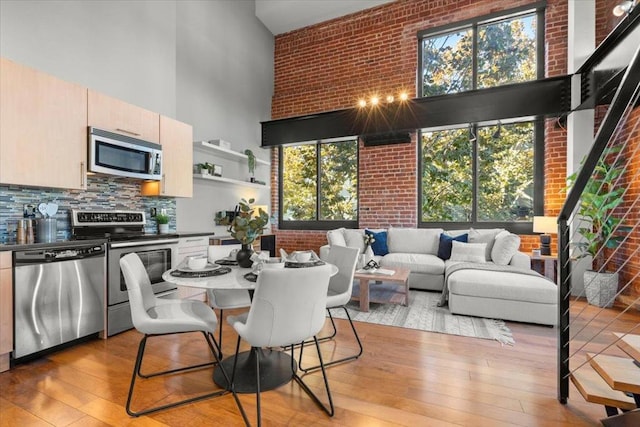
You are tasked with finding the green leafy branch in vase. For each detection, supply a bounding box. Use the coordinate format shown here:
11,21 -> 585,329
230,198 -> 268,245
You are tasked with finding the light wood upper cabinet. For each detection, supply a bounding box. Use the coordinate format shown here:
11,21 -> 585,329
142,115 -> 193,197
0,251 -> 13,372
87,89 -> 159,143
0,57 -> 87,190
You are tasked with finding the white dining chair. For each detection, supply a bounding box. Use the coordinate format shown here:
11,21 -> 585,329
206,244 -> 252,358
298,245 -> 362,372
119,253 -> 248,423
227,265 -> 334,426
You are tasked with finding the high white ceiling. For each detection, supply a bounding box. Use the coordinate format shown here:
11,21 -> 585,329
255,0 -> 394,35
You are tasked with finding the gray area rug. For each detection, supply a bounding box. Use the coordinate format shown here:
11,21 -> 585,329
330,283 -> 515,345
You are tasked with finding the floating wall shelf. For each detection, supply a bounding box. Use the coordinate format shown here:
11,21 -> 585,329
193,173 -> 270,190
193,141 -> 270,166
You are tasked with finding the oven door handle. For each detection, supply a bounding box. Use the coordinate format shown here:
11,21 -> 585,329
110,239 -> 179,248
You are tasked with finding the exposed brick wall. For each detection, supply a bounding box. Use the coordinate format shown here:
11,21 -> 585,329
271,0 -> 569,254
613,106 -> 640,307
594,1 -> 638,306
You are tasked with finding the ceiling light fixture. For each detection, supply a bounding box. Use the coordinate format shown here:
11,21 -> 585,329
613,0 -> 634,16
358,99 -> 367,108
370,96 -> 379,106
399,92 -> 408,101
386,95 -> 394,103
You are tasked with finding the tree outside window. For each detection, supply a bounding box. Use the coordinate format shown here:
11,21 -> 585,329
281,139 -> 357,229
419,7 -> 541,227
420,11 -> 538,97
421,121 -> 536,225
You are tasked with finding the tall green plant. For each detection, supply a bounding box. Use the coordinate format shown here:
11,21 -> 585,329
230,198 -> 268,245
567,146 -> 630,271
244,149 -> 256,175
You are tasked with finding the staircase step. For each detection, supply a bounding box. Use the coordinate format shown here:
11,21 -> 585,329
614,333 -> 640,363
570,367 -> 636,411
587,353 -> 640,394
601,409 -> 640,427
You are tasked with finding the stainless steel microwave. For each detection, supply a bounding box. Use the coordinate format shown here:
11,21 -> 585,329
88,127 -> 162,180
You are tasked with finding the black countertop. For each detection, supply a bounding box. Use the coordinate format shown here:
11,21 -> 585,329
0,231 -> 215,252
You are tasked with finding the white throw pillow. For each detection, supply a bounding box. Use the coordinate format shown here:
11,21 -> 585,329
491,230 -> 521,265
326,228 -> 347,247
343,229 -> 365,253
387,227 -> 442,254
449,241 -> 487,263
468,228 -> 503,261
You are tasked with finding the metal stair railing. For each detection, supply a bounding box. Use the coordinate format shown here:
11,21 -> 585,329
558,43 -> 640,405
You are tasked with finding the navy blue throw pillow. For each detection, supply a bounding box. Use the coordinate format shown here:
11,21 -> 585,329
437,233 -> 468,260
365,229 -> 389,256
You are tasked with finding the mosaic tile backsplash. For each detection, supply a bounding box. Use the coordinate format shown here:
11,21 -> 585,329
0,176 -> 176,244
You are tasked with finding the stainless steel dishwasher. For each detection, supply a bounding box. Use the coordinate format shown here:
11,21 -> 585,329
13,244 -> 106,360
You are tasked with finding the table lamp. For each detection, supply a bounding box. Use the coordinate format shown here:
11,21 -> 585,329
533,216 -> 556,256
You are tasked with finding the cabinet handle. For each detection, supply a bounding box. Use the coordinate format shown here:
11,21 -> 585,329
115,128 -> 141,137
162,174 -> 166,194
80,161 -> 86,187
185,238 -> 204,243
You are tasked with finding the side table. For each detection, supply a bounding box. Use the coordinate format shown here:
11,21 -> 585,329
531,253 -> 558,283
352,267 -> 410,312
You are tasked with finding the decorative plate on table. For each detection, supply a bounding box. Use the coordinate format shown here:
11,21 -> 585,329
284,260 -> 326,268
177,263 -> 220,273
214,257 -> 238,266
170,266 -> 231,278
243,272 -> 258,282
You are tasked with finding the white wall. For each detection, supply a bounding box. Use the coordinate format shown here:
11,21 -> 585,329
0,0 -> 274,233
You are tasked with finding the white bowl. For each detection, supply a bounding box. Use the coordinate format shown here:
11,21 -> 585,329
188,256 -> 208,270
294,251 -> 312,262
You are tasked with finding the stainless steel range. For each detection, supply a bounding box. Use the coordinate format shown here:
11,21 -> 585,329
71,209 -> 179,336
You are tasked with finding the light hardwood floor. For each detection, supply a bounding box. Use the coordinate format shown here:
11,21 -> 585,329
1,300 -> 638,426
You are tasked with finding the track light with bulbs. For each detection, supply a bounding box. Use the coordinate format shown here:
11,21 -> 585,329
492,121 -> 502,139
357,91 -> 410,108
613,0 -> 634,16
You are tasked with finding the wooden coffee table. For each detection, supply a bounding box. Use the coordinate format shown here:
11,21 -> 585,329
352,267 -> 410,312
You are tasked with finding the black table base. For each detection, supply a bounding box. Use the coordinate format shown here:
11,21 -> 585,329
213,348 -> 296,393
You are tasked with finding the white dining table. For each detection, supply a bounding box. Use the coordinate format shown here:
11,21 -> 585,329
162,264 -> 257,291
162,261 -> 338,393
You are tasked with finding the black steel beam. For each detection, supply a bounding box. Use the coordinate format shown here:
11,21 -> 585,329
261,76 -> 571,147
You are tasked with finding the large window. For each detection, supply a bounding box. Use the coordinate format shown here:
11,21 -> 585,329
419,8 -> 540,97
420,120 -> 542,231
418,5 -> 544,231
280,138 -> 358,229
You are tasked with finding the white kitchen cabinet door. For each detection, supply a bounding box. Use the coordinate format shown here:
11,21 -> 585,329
142,116 -> 193,197
87,89 -> 159,143
176,236 -> 214,300
0,57 -> 87,190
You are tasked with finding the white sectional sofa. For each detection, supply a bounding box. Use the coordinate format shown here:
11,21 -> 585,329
320,227 -> 557,326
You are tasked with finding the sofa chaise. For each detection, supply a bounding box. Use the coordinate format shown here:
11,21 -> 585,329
320,227 -> 557,326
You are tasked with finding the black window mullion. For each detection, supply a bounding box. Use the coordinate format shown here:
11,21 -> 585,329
278,146 -> 284,226
537,7 -> 545,79
472,23 -> 478,90
471,123 -> 478,223
316,142 -> 321,221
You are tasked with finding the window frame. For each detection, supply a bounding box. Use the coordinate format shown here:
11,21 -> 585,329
417,2 -> 546,98
417,119 -> 544,234
417,3 -> 546,233
278,138 -> 359,231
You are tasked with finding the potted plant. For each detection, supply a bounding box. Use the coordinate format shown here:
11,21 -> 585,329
156,211 -> 170,234
197,162 -> 213,176
244,149 -> 256,178
230,198 -> 269,267
567,146 -> 631,307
